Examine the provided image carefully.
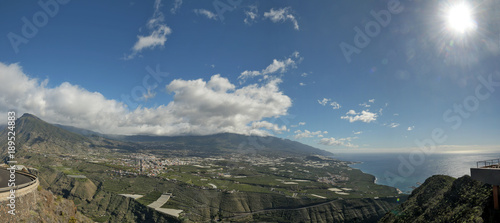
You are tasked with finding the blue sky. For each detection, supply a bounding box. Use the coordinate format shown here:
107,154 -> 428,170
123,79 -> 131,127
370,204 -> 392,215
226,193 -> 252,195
1,0 -> 499,153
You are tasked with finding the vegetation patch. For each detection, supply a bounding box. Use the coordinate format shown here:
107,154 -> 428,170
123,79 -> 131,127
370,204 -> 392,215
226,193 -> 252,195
137,191 -> 163,206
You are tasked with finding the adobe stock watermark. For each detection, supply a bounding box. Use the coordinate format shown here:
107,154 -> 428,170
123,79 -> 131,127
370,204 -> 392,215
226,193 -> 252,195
212,0 -> 242,22
384,72 -> 500,187
339,0 -> 408,63
121,65 -> 169,109
7,0 -> 71,54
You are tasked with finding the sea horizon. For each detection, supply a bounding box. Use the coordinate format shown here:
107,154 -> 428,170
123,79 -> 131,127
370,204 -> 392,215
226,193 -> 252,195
334,152 -> 500,194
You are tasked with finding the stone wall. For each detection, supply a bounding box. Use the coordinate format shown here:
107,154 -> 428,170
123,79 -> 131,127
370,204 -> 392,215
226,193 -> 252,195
0,179 -> 39,221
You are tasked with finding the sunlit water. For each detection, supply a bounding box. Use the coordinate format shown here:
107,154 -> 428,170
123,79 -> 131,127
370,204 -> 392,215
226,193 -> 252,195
335,152 -> 500,194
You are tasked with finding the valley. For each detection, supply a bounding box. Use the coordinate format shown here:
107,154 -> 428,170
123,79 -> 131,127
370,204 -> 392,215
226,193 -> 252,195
1,114 -> 405,222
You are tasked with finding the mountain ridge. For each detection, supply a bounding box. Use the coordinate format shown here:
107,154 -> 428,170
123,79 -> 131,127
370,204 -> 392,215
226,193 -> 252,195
2,113 -> 333,158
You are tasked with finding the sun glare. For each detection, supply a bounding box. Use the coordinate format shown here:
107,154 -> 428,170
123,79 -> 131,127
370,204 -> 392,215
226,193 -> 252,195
446,3 -> 476,34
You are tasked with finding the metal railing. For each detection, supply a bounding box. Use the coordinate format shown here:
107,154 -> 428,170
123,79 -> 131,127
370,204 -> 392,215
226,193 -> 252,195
477,158 -> 500,168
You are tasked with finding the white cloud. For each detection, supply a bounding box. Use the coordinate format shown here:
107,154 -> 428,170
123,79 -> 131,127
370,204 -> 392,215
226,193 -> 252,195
353,131 -> 362,135
125,0 -> 172,60
407,126 -> 414,131
359,102 -> 371,107
170,0 -> 182,14
251,121 -> 287,134
264,7 -> 299,30
293,129 -> 323,139
238,52 -> 300,83
141,88 -> 156,101
263,59 -> 294,74
341,110 -> 377,123
330,101 -> 341,109
318,98 -> 330,106
388,123 -> 400,128
301,72 -> 309,77
319,137 -> 357,147
194,9 -> 217,20
346,110 -> 357,115
132,25 -> 171,52
0,62 -> 292,136
299,82 -> 305,86
359,99 -> 375,108
394,113 -> 399,116
298,122 -> 306,126
244,6 -> 258,25
317,98 -> 341,109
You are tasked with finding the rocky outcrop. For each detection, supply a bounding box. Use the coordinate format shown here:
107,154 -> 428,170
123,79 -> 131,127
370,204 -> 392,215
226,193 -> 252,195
0,186 -> 93,222
379,175 -> 500,223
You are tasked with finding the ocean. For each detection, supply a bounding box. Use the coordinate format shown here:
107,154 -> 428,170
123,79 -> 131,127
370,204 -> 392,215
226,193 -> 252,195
335,152 -> 500,194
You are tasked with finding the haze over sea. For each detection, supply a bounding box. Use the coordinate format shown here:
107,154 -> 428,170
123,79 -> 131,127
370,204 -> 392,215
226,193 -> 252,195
335,152 -> 500,194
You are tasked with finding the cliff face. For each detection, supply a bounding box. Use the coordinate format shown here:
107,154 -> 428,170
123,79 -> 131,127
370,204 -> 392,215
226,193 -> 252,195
38,168 -> 180,223
38,165 -> 400,223
145,180 -> 401,222
0,186 -> 93,223
245,198 -> 399,223
379,175 -> 500,223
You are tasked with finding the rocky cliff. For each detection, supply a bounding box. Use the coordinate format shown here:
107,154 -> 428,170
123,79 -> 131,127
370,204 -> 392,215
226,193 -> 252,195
38,167 -> 180,222
239,197 -> 399,223
0,186 -> 93,223
166,188 -> 400,222
379,175 -> 500,223
39,165 -> 400,222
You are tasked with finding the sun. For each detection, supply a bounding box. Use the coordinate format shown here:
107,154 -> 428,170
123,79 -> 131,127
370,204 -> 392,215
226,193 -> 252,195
445,2 -> 476,34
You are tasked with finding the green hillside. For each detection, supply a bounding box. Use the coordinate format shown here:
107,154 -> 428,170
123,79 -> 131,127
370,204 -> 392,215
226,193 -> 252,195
379,175 -> 500,222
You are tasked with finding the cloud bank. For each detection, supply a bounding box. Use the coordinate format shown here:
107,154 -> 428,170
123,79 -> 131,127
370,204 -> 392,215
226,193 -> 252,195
319,137 -> 357,147
0,62 -> 292,136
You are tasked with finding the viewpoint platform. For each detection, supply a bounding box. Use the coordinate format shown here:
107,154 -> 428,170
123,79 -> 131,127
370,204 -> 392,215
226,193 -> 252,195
0,168 -> 33,188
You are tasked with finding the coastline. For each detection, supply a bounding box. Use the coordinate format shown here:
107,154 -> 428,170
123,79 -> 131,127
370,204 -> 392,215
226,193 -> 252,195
337,154 -> 417,194
348,162 -> 408,194
335,152 -> 500,195
347,161 -> 383,189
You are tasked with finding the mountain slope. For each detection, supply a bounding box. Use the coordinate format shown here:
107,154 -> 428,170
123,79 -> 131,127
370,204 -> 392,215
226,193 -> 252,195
0,186 -> 94,223
109,133 -> 333,157
379,175 -> 499,222
0,114 -> 140,161
15,113 -> 89,145
1,113 -> 332,159
53,123 -> 104,137
0,113 -> 91,158
53,118 -> 333,157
